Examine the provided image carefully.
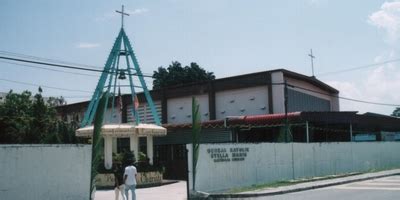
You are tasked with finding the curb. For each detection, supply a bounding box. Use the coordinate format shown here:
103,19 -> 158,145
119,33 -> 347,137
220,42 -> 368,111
200,171 -> 400,199
97,180 -> 179,190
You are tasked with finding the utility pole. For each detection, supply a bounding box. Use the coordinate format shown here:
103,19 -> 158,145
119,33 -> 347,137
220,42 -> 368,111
308,49 -> 316,77
284,80 -> 289,142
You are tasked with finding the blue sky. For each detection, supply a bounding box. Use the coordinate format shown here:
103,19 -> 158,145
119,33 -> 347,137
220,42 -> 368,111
0,0 -> 399,115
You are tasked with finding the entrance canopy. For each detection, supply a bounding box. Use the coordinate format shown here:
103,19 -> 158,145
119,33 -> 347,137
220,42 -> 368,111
76,123 -> 167,138
76,123 -> 166,168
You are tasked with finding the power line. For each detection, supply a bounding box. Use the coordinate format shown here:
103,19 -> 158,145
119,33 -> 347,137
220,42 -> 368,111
0,60 -> 154,86
0,58 -> 154,93
2,74 -> 398,107
2,51 -> 397,107
0,78 -> 92,93
8,51 -> 154,76
287,83 -> 400,107
317,58 -> 400,77
0,50 -> 103,70
0,50 -> 154,77
0,60 -> 99,78
0,55 -> 106,72
0,55 -> 154,78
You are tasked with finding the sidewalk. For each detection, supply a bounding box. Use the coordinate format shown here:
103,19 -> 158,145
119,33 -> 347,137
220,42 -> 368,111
94,169 -> 400,200
95,181 -> 187,200
204,169 -> 400,199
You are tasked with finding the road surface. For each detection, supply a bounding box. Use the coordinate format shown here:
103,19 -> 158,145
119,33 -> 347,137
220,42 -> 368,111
261,175 -> 400,200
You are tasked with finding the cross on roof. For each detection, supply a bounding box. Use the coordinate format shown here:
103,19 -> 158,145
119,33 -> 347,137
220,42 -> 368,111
116,5 -> 130,28
308,49 -> 316,77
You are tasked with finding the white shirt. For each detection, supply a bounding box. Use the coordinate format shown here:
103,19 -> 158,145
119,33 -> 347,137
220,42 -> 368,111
124,165 -> 137,185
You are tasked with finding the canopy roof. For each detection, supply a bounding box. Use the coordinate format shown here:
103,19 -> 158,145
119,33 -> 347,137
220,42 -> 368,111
164,111 -> 400,132
76,123 -> 167,138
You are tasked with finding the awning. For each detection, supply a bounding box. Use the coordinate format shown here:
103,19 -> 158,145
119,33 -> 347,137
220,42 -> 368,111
75,123 -> 167,138
162,111 -> 400,132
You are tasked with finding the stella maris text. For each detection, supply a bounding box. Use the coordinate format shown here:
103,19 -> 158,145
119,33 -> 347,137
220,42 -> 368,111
206,147 -> 249,162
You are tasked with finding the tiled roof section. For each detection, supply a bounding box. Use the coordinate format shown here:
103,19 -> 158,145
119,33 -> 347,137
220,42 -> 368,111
163,119 -> 225,129
227,112 -> 302,126
162,111 -> 400,131
163,112 -> 302,129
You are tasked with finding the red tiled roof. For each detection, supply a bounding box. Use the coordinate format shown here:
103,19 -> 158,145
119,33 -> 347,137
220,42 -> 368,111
163,112 -> 302,129
163,112 -> 400,132
227,112 -> 301,126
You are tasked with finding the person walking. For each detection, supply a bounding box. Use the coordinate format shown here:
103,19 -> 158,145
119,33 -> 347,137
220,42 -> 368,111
123,160 -> 137,200
114,164 -> 125,200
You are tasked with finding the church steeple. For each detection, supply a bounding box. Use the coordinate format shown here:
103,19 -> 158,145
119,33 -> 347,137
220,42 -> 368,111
116,5 -> 129,29
81,6 -> 160,127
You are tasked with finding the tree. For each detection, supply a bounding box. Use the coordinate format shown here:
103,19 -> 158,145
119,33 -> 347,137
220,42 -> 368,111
152,61 -> 215,89
0,89 -> 77,144
392,107 -> 400,117
47,96 -> 66,107
0,90 -> 33,143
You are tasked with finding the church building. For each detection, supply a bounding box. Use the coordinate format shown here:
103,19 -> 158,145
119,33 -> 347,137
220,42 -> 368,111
57,68 -> 345,179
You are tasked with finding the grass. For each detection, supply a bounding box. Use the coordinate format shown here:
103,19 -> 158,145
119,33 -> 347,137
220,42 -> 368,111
228,181 -> 295,193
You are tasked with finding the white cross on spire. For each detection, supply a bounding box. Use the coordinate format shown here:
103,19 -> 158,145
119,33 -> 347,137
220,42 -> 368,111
308,49 -> 316,77
116,5 -> 130,28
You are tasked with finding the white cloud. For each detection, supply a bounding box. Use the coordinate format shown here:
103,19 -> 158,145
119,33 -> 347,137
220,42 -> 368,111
347,1 -> 400,114
95,12 -> 116,22
365,64 -> 400,102
326,51 -> 400,115
368,1 -> 400,42
76,43 -> 101,49
327,81 -> 369,113
306,0 -> 328,6
127,8 -> 149,15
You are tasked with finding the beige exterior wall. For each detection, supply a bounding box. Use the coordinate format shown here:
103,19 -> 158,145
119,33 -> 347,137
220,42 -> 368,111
215,86 -> 269,119
167,95 -> 209,124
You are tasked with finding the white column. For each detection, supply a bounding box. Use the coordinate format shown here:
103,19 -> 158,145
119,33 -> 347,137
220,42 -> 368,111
331,94 -> 340,111
187,144 -> 194,191
271,71 -> 285,113
147,136 -> 154,165
104,136 -> 113,169
112,138 -> 118,153
306,121 -> 309,143
350,124 -> 353,142
130,134 -> 139,162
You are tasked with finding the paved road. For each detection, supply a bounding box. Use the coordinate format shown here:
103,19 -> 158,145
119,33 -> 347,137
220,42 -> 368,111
95,181 -> 187,200
259,175 -> 400,200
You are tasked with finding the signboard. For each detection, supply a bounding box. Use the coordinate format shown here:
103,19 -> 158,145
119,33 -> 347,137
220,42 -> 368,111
207,147 -> 249,162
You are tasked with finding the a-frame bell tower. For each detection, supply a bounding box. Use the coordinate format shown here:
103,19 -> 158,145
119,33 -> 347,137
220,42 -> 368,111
76,6 -> 166,169
81,5 -> 160,127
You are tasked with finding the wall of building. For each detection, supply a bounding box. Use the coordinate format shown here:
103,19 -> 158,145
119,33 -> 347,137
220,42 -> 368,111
188,142 -> 400,192
271,71 -> 285,113
155,128 -> 232,145
0,92 -> 7,103
215,86 -> 269,119
104,107 -> 123,124
63,108 -> 85,124
287,89 -> 331,112
167,95 -> 209,124
127,101 -> 162,124
58,70 -> 340,126
270,73 -> 338,113
0,144 -> 91,200
286,77 -> 339,111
